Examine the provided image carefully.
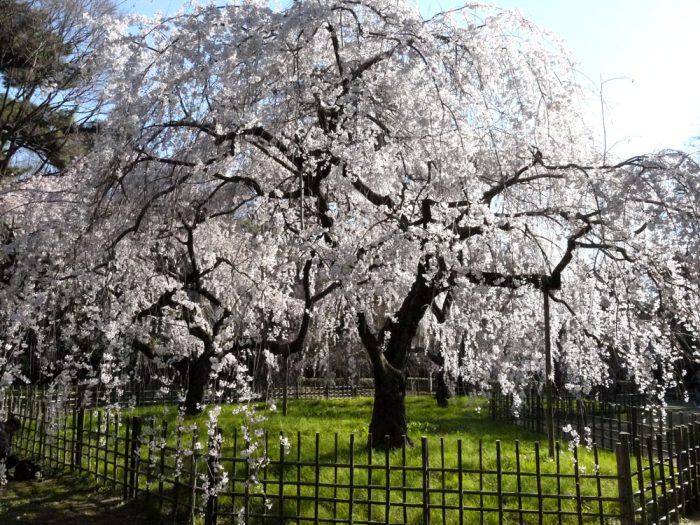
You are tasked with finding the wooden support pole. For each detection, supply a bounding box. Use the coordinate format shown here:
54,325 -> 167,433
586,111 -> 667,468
616,432 -> 635,525
543,289 -> 555,459
282,354 -> 288,416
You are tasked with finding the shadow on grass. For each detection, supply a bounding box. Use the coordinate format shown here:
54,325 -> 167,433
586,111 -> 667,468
0,474 -> 163,525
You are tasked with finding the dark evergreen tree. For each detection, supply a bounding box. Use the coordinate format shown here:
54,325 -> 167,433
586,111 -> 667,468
0,0 -> 115,180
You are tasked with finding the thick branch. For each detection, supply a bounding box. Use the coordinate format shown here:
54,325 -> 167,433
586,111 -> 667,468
356,311 -> 383,369
344,165 -> 394,208
133,288 -> 178,322
550,224 -> 593,283
481,156 -> 539,205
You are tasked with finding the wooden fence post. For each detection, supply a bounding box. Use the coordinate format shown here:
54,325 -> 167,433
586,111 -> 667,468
243,431 -> 250,524
129,416 -> 142,499
123,417 -> 131,501
158,421 -> 168,513
74,408 -> 85,470
496,440 -> 503,525
278,431 -> 285,525
189,428 -> 199,524
348,433 -> 355,525
282,355 -> 288,416
577,400 -> 585,439
691,422 -> 699,512
205,427 -> 221,525
616,432 -> 635,525
421,436 -> 430,525
38,396 -> 47,461
633,437 -> 648,525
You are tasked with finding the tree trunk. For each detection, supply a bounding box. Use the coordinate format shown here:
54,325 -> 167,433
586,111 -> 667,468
369,360 -> 410,449
427,349 -> 452,408
358,261 -> 446,450
435,370 -> 452,408
183,355 -> 211,415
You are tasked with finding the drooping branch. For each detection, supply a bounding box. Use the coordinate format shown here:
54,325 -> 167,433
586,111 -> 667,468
480,153 -> 661,209
574,241 -> 634,262
263,260 -> 341,357
481,150 -> 542,206
219,258 -> 341,359
458,269 -> 549,290
106,171 -> 191,250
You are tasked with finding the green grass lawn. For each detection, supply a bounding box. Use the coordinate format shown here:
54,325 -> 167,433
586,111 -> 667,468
116,396 -> 621,524
134,394 -> 526,443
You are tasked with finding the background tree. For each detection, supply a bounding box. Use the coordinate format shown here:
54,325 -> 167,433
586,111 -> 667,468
0,0 -> 115,180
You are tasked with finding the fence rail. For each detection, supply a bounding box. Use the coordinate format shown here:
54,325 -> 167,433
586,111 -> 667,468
262,377 -> 435,402
491,388 -> 700,524
0,377 -> 436,414
490,389 -> 697,458
3,388 -> 700,524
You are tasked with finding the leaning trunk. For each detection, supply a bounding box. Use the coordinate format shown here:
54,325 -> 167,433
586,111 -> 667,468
369,360 -> 410,449
359,261 -> 445,449
183,355 -> 211,415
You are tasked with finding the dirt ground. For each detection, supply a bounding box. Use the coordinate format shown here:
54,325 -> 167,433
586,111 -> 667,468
0,474 -> 157,524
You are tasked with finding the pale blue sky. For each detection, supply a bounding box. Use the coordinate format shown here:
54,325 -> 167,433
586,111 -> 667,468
124,0 -> 700,158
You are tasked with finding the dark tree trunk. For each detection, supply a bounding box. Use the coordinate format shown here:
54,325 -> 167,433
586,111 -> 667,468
183,355 -> 212,415
369,360 -> 410,449
359,261 -> 445,449
435,370 -> 452,408
428,350 -> 452,407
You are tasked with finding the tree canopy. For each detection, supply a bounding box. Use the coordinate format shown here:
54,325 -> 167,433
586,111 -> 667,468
0,0 -> 697,445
